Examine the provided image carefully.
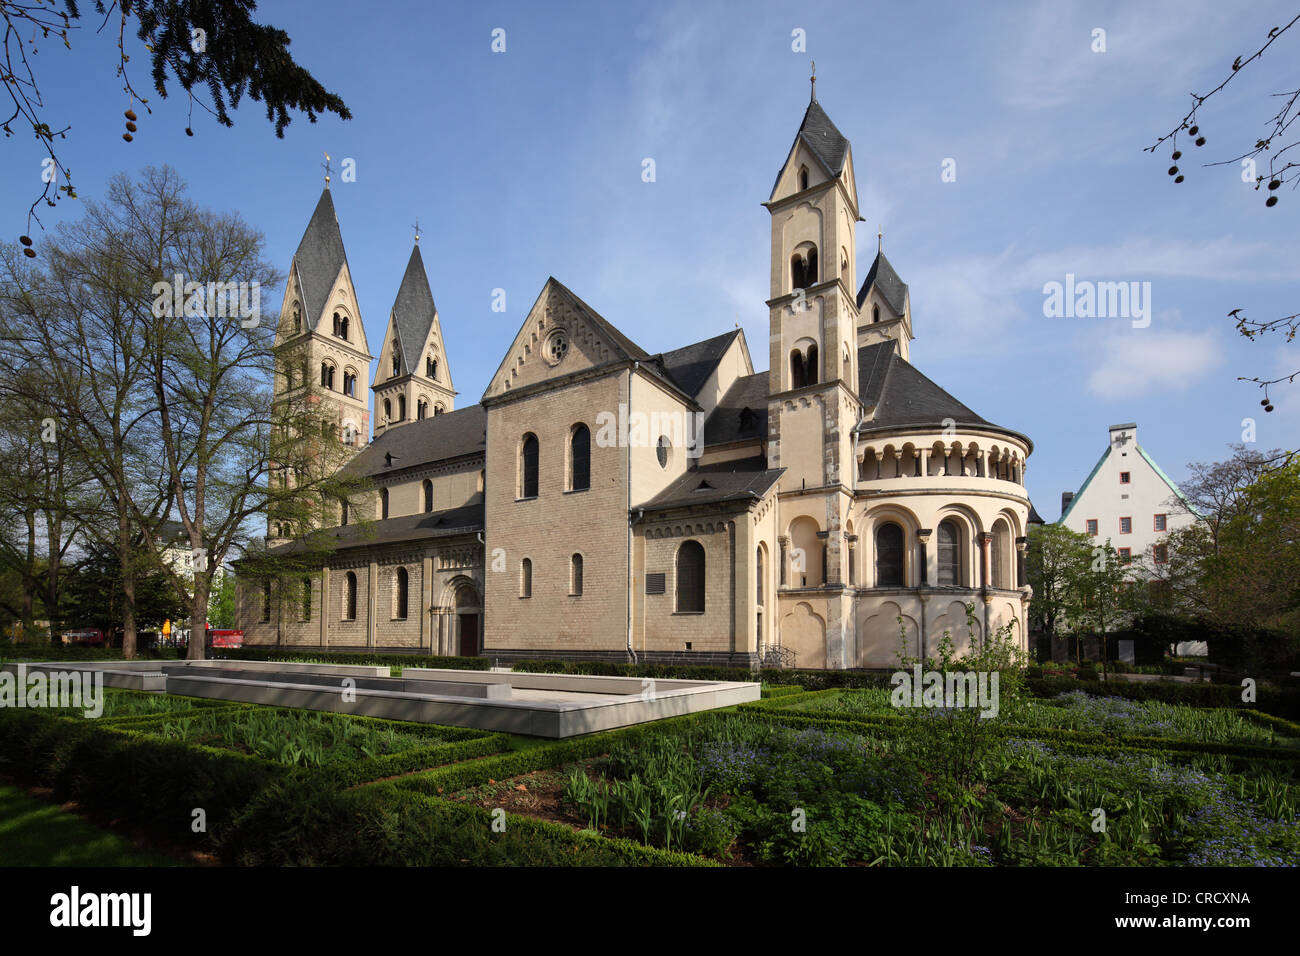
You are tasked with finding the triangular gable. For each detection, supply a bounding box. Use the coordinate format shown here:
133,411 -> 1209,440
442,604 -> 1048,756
1059,447 -> 1110,524
1137,444 -> 1200,517
482,278 -> 648,400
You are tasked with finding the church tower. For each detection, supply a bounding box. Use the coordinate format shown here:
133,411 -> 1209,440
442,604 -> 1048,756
763,75 -> 866,668
268,185 -> 373,544
371,239 -> 456,436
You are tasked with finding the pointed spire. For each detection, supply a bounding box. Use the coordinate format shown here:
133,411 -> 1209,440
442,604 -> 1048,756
389,243 -> 439,372
292,187 -> 348,326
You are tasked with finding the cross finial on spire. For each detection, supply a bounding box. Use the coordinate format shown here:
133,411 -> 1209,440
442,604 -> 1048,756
412,218 -> 421,244
810,60 -> 816,101
322,151 -> 333,187
878,224 -> 883,253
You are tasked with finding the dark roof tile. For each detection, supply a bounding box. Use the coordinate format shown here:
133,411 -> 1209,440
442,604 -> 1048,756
292,189 -> 348,326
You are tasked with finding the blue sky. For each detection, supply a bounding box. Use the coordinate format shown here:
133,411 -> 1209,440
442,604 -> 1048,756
5,0 -> 1298,517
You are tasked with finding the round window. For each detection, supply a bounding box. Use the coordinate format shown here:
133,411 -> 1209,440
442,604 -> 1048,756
656,435 -> 671,468
545,330 -> 569,366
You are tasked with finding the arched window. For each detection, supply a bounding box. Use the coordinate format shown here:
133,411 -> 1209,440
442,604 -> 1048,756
261,580 -> 272,622
570,553 -> 583,596
520,558 -> 532,598
345,572 -> 357,620
991,522 -> 1009,589
343,370 -> 356,397
791,245 -> 818,290
383,398 -> 392,422
398,395 -> 407,420
417,400 -> 428,420
332,312 -> 340,336
791,349 -> 806,388
395,567 -> 409,619
798,166 -> 809,191
520,433 -> 539,498
872,305 -> 880,324
805,344 -> 818,385
380,487 -> 390,520
434,404 -> 445,417
756,546 -> 765,605
340,497 -> 349,526
302,578 -> 312,621
292,303 -> 301,334
656,436 -> 671,469
938,519 -> 961,587
875,522 -> 905,587
676,541 -> 706,612
423,479 -> 433,513
569,424 -> 590,491
320,362 -> 335,389
427,356 -> 438,379
392,354 -> 401,377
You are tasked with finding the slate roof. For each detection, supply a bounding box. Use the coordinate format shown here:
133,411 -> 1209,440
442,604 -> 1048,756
655,329 -> 741,398
262,503 -> 485,557
797,98 -> 850,177
1028,503 -> 1046,525
389,244 -> 439,371
855,340 -> 1031,450
857,250 -> 909,316
344,404 -> 486,478
292,189 -> 349,325
638,457 -> 784,513
704,372 -> 769,446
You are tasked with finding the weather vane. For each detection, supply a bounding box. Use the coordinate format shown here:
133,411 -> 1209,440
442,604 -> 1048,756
810,60 -> 816,99
412,218 -> 421,243
322,152 -> 333,187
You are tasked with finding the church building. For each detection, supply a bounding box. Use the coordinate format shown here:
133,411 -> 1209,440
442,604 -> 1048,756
236,84 -> 1036,668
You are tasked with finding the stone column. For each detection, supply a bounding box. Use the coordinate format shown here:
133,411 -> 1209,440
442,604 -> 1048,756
421,554 -> 434,650
319,565 -> 329,648
367,560 -> 379,649
919,447 -> 929,477
1015,536 -> 1027,589
892,450 -> 903,478
978,532 -> 993,591
916,528 -> 932,588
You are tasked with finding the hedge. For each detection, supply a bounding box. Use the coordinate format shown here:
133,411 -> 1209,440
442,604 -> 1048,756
760,684 -> 805,699
304,733 -> 512,789
216,647 -> 491,672
509,658 -> 897,691
1027,676 -> 1300,718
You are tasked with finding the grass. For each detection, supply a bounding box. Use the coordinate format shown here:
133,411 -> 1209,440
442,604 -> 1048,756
0,783 -> 181,866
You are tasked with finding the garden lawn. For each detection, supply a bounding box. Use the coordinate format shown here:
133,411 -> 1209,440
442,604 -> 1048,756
0,784 -> 180,866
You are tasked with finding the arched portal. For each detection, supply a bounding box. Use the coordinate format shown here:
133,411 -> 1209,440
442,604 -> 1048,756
454,583 -> 481,656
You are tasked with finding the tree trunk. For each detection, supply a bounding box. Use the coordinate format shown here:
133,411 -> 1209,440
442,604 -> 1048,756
186,575 -> 211,661
119,516 -> 137,660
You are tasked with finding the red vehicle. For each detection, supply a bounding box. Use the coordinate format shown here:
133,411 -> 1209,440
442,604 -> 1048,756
206,628 -> 244,649
62,628 -> 106,647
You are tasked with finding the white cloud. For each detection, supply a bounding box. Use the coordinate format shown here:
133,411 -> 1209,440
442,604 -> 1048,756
1085,329 -> 1221,395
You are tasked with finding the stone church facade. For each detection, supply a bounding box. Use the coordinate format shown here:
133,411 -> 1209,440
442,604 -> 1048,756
236,88 -> 1035,668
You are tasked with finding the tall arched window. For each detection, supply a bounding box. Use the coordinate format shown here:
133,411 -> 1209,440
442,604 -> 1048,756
383,399 -> 392,422
756,546 -> 765,605
261,580 -> 272,622
427,356 -> 438,379
872,305 -> 880,324
569,424 -> 590,491
676,540 -> 706,613
520,558 -> 532,598
339,316 -> 349,340
395,567 -> 408,619
570,553 -> 583,596
343,370 -> 356,397
302,578 -> 312,621
423,479 -> 433,513
805,344 -> 818,385
392,354 -> 401,377
791,349 -> 806,388
340,497 -> 349,526
320,362 -> 335,389
380,487 -> 390,520
292,303 -> 301,334
345,572 -> 357,620
991,522 -> 1009,589
434,404 -> 444,416
875,522 -> 905,587
332,312 -> 340,336
417,400 -> 428,420
520,433 -> 539,498
798,165 -> 809,191
398,395 -> 407,420
791,245 -> 818,290
938,519 -> 961,587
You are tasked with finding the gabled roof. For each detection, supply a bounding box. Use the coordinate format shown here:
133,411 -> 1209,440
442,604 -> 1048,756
1058,441 -> 1198,523
655,329 -> 742,398
344,404 -> 486,478
551,277 -> 651,363
704,371 -> 769,446
292,189 -> 348,325
638,457 -> 784,513
389,244 -> 439,370
857,250 -> 909,316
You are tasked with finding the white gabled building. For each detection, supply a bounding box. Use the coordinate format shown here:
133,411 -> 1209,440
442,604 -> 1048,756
1059,422 -> 1195,569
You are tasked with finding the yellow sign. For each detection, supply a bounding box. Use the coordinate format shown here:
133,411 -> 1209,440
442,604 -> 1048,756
162,619 -> 172,636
